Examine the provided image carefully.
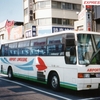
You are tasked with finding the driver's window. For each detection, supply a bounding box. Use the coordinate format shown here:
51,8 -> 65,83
97,41 -> 100,49
91,51 -> 100,64
94,35 -> 100,50
65,46 -> 76,64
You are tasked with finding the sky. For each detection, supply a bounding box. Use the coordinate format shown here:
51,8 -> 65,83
0,0 -> 23,23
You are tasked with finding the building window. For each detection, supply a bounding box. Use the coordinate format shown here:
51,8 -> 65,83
30,16 -> 33,21
52,1 -> 81,11
58,19 -> 62,25
52,18 -> 75,26
30,10 -> 33,14
38,18 -> 51,25
69,19 -> 74,25
33,13 -> 35,20
52,1 -> 61,9
0,34 -> 4,40
57,2 -> 61,9
52,18 -> 57,24
72,4 -> 81,10
36,1 -> 51,9
52,1 -> 57,8
2,34 -> 4,39
66,3 -> 72,9
62,19 -> 68,25
61,2 -> 66,9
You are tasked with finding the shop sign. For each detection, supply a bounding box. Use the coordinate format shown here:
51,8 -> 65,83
83,0 -> 100,5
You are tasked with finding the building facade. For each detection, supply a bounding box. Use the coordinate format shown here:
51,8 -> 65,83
74,5 -> 100,32
0,20 -> 24,42
23,0 -> 82,37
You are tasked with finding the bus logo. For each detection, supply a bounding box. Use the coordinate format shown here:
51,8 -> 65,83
36,57 -> 47,71
87,68 -> 100,72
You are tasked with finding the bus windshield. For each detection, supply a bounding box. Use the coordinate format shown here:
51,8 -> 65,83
77,34 -> 100,65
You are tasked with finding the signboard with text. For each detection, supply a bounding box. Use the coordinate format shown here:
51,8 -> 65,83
10,26 -> 23,40
25,29 -> 32,38
25,26 -> 36,38
83,0 -> 100,5
52,27 -> 73,33
32,26 -> 36,37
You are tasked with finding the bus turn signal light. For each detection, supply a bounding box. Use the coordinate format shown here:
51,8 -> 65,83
78,73 -> 84,78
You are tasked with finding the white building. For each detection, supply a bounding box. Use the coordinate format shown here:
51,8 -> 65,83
0,20 -> 7,42
23,0 -> 82,37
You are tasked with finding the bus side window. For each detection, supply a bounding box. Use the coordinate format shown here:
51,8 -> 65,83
38,46 -> 47,56
18,48 -> 30,56
4,46 -> 8,56
47,44 -> 64,56
70,47 -> 76,64
1,45 -> 5,56
30,47 -> 36,56
97,41 -> 100,49
65,46 -> 76,64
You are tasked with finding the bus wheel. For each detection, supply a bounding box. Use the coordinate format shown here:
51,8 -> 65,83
50,72 -> 60,91
8,68 -> 13,80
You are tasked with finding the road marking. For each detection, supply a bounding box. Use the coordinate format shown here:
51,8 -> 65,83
0,77 -> 71,100
78,97 -> 100,100
0,73 -> 8,77
78,98 -> 94,100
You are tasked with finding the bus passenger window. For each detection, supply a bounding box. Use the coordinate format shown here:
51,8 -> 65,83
30,46 -> 46,56
39,46 -> 46,56
18,48 -> 30,56
47,44 -> 64,56
1,45 -> 5,56
4,47 -> 9,56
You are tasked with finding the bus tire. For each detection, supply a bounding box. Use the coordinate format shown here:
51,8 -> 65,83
8,67 -> 13,80
50,72 -> 60,91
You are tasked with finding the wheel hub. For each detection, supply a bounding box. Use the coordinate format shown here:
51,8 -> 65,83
52,76 -> 58,88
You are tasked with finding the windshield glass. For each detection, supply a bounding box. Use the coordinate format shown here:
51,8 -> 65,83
77,34 -> 100,65
77,34 -> 94,65
90,35 -> 100,64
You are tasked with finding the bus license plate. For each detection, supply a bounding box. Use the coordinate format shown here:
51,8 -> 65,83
87,85 -> 91,88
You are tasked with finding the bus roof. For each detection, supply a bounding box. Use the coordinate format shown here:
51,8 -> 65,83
1,30 -> 100,44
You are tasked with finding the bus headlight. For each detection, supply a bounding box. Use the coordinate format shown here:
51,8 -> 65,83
96,73 -> 100,78
84,73 -> 90,78
78,73 -> 90,78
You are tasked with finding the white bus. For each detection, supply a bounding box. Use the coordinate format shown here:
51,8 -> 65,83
1,30 -> 100,91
